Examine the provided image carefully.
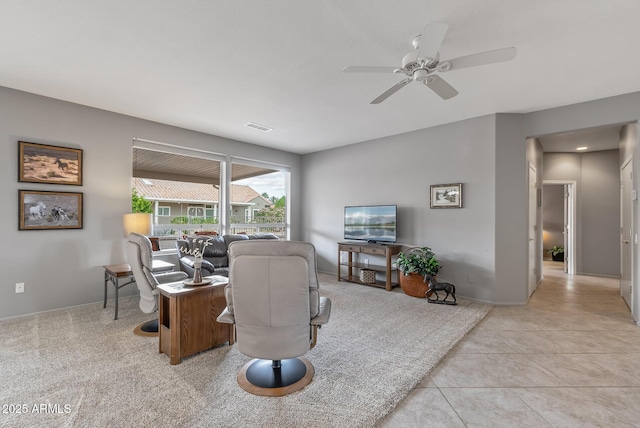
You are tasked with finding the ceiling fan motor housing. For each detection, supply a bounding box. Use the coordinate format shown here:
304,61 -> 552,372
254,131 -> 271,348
402,51 -> 438,75
413,69 -> 430,81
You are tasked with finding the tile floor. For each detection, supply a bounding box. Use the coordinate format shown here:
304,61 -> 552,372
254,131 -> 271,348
380,262 -> 640,427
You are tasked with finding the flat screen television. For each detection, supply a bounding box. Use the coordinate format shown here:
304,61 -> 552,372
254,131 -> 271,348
344,204 -> 397,243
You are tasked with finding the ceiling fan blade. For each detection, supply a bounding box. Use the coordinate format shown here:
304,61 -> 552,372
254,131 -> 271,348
443,47 -> 516,71
425,75 -> 458,100
370,78 -> 413,104
343,66 -> 399,73
416,22 -> 449,61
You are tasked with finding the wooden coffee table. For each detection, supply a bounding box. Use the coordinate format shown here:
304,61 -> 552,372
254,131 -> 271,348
157,276 -> 234,365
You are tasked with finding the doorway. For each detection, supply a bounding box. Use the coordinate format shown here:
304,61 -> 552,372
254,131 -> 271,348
543,181 -> 576,275
537,125 -> 624,287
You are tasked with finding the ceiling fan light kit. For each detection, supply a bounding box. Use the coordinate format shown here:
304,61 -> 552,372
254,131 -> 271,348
343,21 -> 516,104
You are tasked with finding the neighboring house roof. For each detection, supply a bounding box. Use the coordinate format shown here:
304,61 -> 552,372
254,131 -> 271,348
132,177 -> 268,205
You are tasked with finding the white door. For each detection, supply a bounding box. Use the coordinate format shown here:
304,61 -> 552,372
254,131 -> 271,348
528,163 -> 538,297
563,185 -> 569,273
620,159 -> 633,310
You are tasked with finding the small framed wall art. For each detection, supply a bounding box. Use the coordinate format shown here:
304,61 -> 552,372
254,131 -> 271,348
19,190 -> 84,230
430,183 -> 463,208
18,141 -> 83,186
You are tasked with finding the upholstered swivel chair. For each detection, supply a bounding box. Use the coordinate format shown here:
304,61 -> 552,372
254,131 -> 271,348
126,233 -> 188,333
217,240 -> 331,396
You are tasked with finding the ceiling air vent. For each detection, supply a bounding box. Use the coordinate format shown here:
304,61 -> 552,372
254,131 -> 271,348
245,122 -> 273,132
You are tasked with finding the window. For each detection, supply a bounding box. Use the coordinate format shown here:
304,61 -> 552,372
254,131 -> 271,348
132,140 -> 290,239
132,142 -> 223,236
205,204 -> 216,221
188,206 -> 205,218
231,161 -> 289,239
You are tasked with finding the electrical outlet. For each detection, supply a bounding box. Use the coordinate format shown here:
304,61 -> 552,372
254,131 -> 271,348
16,283 -> 25,293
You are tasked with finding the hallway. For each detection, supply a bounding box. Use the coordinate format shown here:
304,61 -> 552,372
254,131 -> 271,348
382,262 -> 640,427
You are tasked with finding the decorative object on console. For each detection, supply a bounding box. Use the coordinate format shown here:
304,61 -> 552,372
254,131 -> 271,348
426,274 -> 457,305
18,141 -> 83,186
19,189 -> 83,231
359,269 -> 376,284
396,247 -> 441,298
430,183 -> 462,208
193,254 -> 204,283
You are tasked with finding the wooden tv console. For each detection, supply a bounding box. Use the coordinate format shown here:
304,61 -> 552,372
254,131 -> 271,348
337,242 -> 402,291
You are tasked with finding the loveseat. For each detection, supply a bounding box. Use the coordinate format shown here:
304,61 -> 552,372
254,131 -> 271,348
176,233 -> 279,277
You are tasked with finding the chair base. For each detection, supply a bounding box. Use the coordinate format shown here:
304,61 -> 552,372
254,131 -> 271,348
133,319 -> 159,337
237,357 -> 314,396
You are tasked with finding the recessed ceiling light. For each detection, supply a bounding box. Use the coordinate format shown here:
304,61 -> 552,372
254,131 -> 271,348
245,122 -> 273,132
576,146 -> 588,151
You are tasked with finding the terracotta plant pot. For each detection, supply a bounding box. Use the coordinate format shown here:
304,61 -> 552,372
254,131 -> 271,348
399,272 -> 433,298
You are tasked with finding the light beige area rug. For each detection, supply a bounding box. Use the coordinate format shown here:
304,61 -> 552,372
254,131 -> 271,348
0,273 -> 491,427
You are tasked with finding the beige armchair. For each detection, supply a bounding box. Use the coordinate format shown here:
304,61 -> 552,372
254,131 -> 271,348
127,233 -> 188,333
217,240 -> 331,396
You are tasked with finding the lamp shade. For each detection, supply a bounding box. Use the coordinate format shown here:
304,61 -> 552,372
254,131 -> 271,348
123,213 -> 152,237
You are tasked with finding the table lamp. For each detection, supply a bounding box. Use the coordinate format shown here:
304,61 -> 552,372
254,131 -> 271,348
123,213 -> 152,237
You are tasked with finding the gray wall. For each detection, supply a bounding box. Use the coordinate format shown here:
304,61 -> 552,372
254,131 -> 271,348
544,150 -> 620,276
495,114 -> 530,303
303,93 -> 640,314
0,86 -> 302,319
303,115 -> 498,303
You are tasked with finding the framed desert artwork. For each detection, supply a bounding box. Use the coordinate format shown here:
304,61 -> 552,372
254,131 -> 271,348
18,141 -> 83,185
430,183 -> 463,208
19,190 -> 83,230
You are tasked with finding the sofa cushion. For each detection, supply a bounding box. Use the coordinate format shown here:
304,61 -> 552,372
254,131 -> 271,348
223,234 -> 250,248
247,232 -> 279,240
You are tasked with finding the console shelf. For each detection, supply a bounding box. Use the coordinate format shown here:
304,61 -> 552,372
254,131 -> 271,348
337,242 -> 402,291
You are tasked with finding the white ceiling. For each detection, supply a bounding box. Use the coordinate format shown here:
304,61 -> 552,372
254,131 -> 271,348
2,1 -> 640,155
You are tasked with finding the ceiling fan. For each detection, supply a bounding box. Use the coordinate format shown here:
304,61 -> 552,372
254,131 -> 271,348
343,22 -> 516,104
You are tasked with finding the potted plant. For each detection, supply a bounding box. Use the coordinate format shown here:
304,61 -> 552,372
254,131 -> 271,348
396,247 -> 441,298
548,245 -> 565,262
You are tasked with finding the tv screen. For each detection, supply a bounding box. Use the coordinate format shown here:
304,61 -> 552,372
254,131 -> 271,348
344,205 -> 397,243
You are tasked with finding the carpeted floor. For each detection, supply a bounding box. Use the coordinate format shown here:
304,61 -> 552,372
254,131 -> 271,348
0,273 -> 491,428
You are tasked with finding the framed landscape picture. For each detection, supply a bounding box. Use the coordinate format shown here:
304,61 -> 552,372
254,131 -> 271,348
19,190 -> 83,230
18,141 -> 83,186
430,183 -> 463,208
